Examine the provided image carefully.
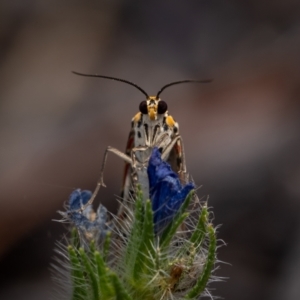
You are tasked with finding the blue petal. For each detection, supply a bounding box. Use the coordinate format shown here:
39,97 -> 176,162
69,211 -> 90,229
68,189 -> 92,211
147,148 -> 194,232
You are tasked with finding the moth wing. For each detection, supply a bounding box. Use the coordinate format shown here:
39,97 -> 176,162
120,128 -> 135,201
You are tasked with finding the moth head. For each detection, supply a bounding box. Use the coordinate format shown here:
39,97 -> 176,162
139,97 -> 168,121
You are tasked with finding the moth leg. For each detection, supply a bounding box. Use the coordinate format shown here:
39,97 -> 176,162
176,136 -> 187,174
155,132 -> 172,150
161,135 -> 187,181
160,135 -> 180,160
83,146 -> 132,210
154,132 -> 187,179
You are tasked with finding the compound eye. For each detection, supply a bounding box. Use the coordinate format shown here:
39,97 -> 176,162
157,100 -> 168,114
139,100 -> 148,114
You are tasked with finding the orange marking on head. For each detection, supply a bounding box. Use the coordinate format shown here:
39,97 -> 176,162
166,115 -> 175,127
133,112 -> 142,123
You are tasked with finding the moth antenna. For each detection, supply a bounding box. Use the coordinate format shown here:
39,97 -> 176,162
156,79 -> 212,99
72,71 -> 149,98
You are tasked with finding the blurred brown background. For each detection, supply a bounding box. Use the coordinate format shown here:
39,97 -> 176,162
1,0 -> 300,299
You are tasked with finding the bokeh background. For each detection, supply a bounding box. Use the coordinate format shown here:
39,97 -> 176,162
1,1 -> 300,299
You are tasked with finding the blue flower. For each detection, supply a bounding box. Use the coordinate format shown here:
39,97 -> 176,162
147,147 -> 194,233
62,189 -> 108,242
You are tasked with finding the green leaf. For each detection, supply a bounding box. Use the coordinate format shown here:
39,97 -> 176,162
94,251 -> 115,299
68,246 -> 88,300
185,224 -> 216,299
79,248 -> 99,300
160,212 -> 189,251
110,272 -> 133,300
125,187 -> 144,274
133,199 -> 155,279
159,190 -> 194,250
189,204 -> 208,247
102,231 -> 111,262
70,227 -> 80,249
178,204 -> 208,259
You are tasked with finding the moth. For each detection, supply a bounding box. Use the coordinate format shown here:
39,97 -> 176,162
72,72 -> 211,211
